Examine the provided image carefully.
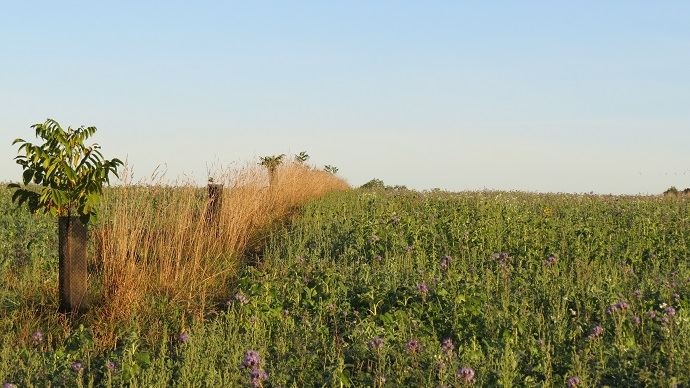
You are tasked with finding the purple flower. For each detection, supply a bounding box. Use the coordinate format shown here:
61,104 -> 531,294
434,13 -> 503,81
374,255 -> 383,262
606,301 -> 630,315
456,367 -> 475,383
71,361 -> 83,373
105,360 -> 117,372
544,255 -> 557,266
178,332 -> 190,343
417,282 -> 429,296
441,338 -> 454,356
632,316 -> 641,325
32,330 -> 44,344
588,325 -> 604,340
567,376 -> 582,387
405,339 -> 421,354
3,383 -> 17,388
241,350 -> 261,369
665,306 -> 676,317
234,292 -> 249,305
491,252 -> 510,266
249,368 -> 268,387
368,337 -> 384,350
646,310 -> 657,319
440,255 -> 452,271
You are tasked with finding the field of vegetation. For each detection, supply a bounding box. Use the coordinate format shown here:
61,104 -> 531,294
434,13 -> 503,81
1,182 -> 689,386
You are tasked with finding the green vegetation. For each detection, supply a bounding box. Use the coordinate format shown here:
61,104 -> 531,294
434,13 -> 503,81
9,119 -> 122,223
294,151 -> 310,164
1,189 -> 689,386
664,186 -> 690,196
360,178 -> 408,191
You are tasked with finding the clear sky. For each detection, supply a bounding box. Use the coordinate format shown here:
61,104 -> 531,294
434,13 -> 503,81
2,1 -> 689,194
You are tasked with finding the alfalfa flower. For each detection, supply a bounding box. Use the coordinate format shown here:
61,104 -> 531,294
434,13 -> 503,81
417,282 -> 429,296
368,337 -> 384,351
588,325 -> 604,340
439,255 -> 452,270
456,367 -> 475,383
241,350 -> 261,369
105,360 -> 117,372
32,330 -> 44,344
405,339 -> 421,354
441,338 -> 454,357
249,368 -> 268,387
71,361 -> 83,373
567,376 -> 581,387
606,301 -> 630,315
491,252 -> 511,266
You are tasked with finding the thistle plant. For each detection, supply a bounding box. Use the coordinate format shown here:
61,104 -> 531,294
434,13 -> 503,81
9,118 -> 122,223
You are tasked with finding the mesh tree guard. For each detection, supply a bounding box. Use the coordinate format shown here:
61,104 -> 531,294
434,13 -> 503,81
58,216 -> 88,313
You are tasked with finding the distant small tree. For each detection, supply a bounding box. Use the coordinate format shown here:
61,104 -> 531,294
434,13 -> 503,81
259,154 -> 285,185
360,179 -> 385,190
324,165 -> 339,175
684,188 -> 690,195
664,186 -> 679,196
294,151 -> 309,164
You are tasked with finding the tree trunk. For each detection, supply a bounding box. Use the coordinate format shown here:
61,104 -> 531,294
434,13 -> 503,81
58,216 -> 88,313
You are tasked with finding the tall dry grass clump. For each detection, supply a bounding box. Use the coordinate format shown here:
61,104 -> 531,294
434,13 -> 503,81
92,162 -> 348,330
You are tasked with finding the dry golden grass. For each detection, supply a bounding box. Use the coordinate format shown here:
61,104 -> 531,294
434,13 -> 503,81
89,162 -> 348,339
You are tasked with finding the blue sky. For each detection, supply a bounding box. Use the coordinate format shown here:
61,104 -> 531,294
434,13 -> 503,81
1,1 -> 689,193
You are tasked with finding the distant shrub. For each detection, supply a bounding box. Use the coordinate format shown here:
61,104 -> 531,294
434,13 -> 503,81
360,178 -> 385,190
664,187 -> 679,196
360,178 -> 408,191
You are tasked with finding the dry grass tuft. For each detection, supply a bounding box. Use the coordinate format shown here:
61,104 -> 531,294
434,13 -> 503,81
90,162 -> 348,337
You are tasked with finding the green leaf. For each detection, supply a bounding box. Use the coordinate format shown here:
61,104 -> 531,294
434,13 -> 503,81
22,169 -> 34,185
